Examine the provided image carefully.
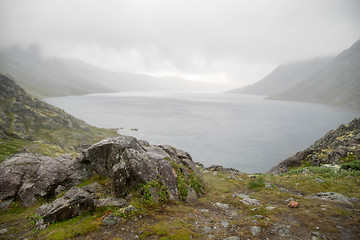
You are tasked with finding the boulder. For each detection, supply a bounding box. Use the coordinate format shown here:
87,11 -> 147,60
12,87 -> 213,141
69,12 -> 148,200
78,136 -> 203,201
35,187 -> 94,223
0,153 -> 83,207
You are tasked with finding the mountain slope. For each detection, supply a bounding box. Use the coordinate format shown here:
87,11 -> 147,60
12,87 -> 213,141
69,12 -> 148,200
0,47 -> 113,98
270,39 -> 360,110
0,73 -> 117,161
227,58 -> 331,96
268,118 -> 360,174
0,47 -> 231,98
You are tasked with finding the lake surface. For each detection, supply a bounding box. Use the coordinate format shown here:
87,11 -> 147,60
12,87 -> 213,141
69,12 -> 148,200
45,92 -> 359,173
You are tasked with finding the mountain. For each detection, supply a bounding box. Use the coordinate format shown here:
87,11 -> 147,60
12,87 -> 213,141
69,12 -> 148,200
227,57 -> 331,96
0,47 -> 113,98
0,73 -> 117,161
270,39 -> 360,110
0,46 -> 231,98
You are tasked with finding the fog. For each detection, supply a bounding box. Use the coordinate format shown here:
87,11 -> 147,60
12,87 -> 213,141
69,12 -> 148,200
1,0 -> 360,86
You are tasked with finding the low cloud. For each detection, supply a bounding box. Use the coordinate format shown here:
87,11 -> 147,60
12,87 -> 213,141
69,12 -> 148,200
1,0 -> 359,86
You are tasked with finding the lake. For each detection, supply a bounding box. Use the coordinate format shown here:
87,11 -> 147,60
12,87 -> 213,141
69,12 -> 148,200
45,92 -> 359,173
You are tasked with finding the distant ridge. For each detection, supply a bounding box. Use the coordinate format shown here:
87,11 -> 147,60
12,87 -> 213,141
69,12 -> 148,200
269,39 -> 360,110
227,57 -> 331,96
0,46 -> 231,98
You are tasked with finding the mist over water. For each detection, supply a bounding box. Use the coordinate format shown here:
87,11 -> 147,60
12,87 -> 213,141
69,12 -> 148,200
45,92 -> 359,173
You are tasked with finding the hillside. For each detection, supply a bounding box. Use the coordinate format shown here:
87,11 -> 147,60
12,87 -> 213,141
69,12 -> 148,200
0,47 -> 231,98
227,57 -> 330,96
0,47 -> 113,98
0,73 -> 118,161
270,39 -> 360,110
268,118 -> 360,174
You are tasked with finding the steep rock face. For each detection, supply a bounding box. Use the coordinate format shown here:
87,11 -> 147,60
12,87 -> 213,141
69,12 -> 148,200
0,153 -> 84,206
78,136 -> 203,200
268,118 -> 360,174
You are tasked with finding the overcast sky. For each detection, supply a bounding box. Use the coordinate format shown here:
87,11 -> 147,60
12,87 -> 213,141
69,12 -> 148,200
1,0 -> 359,86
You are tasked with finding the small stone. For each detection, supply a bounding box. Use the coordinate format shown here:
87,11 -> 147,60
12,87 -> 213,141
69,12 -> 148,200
203,226 -> 212,234
227,176 -> 244,181
285,197 -> 294,202
214,202 -> 230,210
253,215 -> 264,219
221,221 -> 229,228
278,227 -> 290,237
233,193 -> 261,206
251,226 -> 261,236
0,229 -> 8,234
223,237 -> 240,240
279,187 -> 289,193
248,175 -> 256,178
266,206 -> 276,210
315,178 -> 325,183
288,201 -> 299,208
265,182 -> 273,189
0,199 -> 13,210
199,209 -> 209,213
102,214 -> 120,226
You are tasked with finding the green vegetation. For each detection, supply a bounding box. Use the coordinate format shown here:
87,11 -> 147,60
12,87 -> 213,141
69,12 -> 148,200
139,218 -> 198,240
247,177 -> 265,189
35,211 -> 102,240
138,178 -> 169,206
341,159 -> 360,171
169,160 -> 205,201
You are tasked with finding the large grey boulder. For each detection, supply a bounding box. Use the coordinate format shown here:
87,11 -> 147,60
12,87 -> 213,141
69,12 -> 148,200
35,187 -> 94,223
78,136 -> 203,201
0,153 -> 84,207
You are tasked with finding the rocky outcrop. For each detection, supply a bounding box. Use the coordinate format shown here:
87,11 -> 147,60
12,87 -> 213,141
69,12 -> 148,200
268,118 -> 360,174
0,135 -> 203,220
78,136 -> 203,201
0,153 -> 84,207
